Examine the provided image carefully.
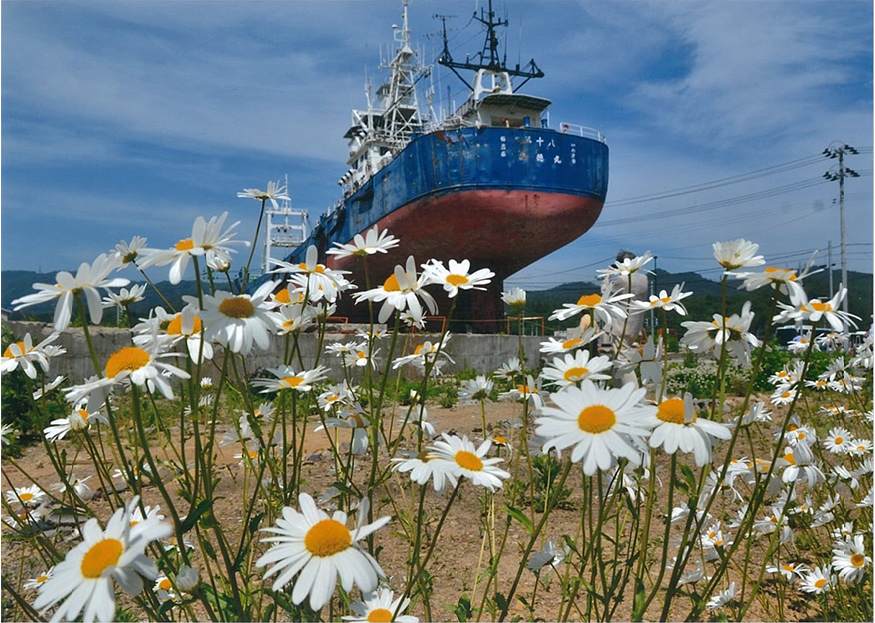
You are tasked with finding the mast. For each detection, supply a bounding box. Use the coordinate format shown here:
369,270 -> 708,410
438,0 -> 543,97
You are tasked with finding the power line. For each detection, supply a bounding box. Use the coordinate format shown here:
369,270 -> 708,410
605,154 -> 826,207
595,177 -> 829,227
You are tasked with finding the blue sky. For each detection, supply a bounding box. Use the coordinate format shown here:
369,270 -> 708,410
2,0 -> 872,290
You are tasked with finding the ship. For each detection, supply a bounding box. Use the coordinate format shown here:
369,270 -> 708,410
270,0 -> 608,328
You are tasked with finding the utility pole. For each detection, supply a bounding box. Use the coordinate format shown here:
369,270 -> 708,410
823,143 -> 859,330
827,240 -> 834,299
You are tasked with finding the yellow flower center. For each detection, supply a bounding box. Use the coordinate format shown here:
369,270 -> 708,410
808,301 -> 833,313
563,366 -> 590,382
80,538 -> 124,579
814,578 -> 827,589
367,608 -> 394,623
446,274 -> 469,286
281,376 -> 304,388
493,436 -> 507,445
274,289 -> 292,304
783,452 -> 796,465
304,519 -> 351,557
455,450 -> 484,471
175,238 -> 195,251
3,341 -> 27,358
516,384 -> 537,395
158,578 -> 173,590
657,398 -> 693,425
383,274 -> 401,292
851,553 -> 866,567
788,424 -> 798,431
105,346 -> 151,378
218,297 -> 255,318
782,564 -> 795,572
36,575 -> 48,583
576,293 -> 602,307
77,409 -> 90,420
561,338 -> 583,349
577,405 -> 616,434
298,262 -> 326,273
19,492 -> 34,502
167,314 -> 203,335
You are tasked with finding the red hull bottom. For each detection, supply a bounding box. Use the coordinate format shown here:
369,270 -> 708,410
327,189 -> 604,328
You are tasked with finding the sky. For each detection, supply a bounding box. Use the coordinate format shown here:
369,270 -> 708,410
2,0 -> 873,291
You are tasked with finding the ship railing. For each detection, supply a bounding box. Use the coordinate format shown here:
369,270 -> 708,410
559,122 -> 607,143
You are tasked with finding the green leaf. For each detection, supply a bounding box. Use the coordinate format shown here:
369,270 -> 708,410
181,499 -> 213,533
505,505 -> 534,536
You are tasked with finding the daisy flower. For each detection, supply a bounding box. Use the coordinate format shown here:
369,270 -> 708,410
139,212 -> 247,284
32,496 -> 172,623
501,287 -> 527,311
713,239 -> 764,271
738,400 -> 771,426
153,576 -> 179,603
706,582 -> 736,612
6,484 -> 47,508
540,327 -> 601,355
597,250 -> 654,278
427,434 -> 510,492
681,301 -> 759,364
773,285 -> 859,332
494,357 -> 523,380
342,587 -> 418,623
270,301 -> 317,335
196,280 -> 277,355
548,280 -> 634,326
11,253 -> 128,331
422,258 -> 495,298
327,225 -> 400,259
645,393 -> 731,467
175,566 -> 199,592
527,537 -> 570,573
391,450 -> 456,492
160,305 -> 212,362
353,256 -> 438,324
780,446 -> 824,488
766,562 -> 808,583
498,375 -> 544,409
237,179 -> 289,209
1,423 -> 16,446
54,472 -> 95,502
252,365 -> 329,394
112,236 -> 147,267
832,533 -> 870,583
392,335 -> 454,370
272,246 -> 352,304
64,342 -> 190,411
615,334 -> 664,387
44,404 -> 108,441
729,255 -> 819,298
101,284 -> 147,309
631,283 -> 692,316
255,493 -> 390,611
799,566 -> 834,594
540,350 -> 613,388
1,332 -> 63,379
535,380 -> 655,476
458,375 -> 494,403
24,568 -> 54,591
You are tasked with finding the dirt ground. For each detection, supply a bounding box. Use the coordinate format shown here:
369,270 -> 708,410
1,398 -> 821,622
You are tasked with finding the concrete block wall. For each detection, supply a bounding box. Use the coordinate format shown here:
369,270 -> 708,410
3,320 -> 547,385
